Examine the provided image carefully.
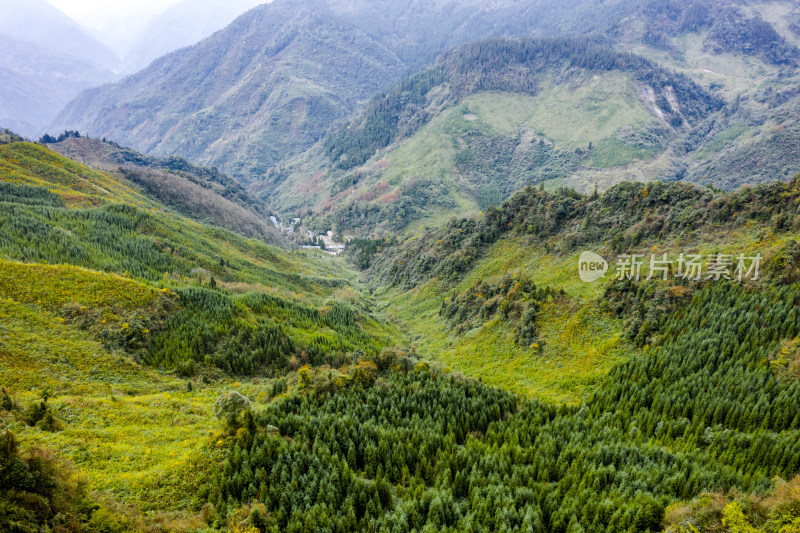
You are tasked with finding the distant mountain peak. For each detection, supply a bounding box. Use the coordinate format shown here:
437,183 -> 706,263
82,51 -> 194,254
0,0 -> 119,69
120,0 -> 267,74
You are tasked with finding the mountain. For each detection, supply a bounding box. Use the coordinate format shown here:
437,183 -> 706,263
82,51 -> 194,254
120,0 -> 265,74
51,0 -> 637,183
253,0 -> 800,238
0,35 -> 114,137
618,0 -> 800,67
51,0 -> 406,183
0,0 -> 119,70
610,0 -> 800,190
8,2 -> 800,530
327,0 -> 633,67
46,136 -> 283,242
49,0 -> 800,202
259,37 -> 722,236
0,0 -> 118,136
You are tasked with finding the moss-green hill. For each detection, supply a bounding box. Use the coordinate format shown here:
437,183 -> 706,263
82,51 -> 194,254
258,3 -> 800,239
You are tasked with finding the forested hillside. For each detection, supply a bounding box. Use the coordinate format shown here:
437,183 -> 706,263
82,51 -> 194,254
318,177 -> 800,531
211,283 -> 800,532
46,135 -> 282,242
50,0 -> 637,183
0,139 -> 402,530
262,37 -> 721,235
0,140 -> 398,372
343,176 -> 800,400
623,0 -> 800,67
3,136 -> 800,531
6,0 -> 800,530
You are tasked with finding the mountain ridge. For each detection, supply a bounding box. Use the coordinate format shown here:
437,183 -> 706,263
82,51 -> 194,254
0,0 -> 120,70
258,36 -> 724,236
46,136 -> 284,243
119,0 -> 264,75
0,0 -> 118,136
50,0 -> 639,183
50,0 -> 406,183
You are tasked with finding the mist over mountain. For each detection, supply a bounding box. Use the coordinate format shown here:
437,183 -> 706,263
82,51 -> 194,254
0,0 -> 119,70
51,0 -> 634,183
0,35 -> 114,136
120,0 -> 266,74
0,0 -> 119,136
0,0 -> 274,136
52,0 -> 408,183
327,0 -> 633,67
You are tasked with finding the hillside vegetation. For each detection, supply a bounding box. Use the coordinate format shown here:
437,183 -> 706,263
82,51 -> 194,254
0,141 -> 404,530
210,277 -> 800,531
7,0 -> 800,530
345,176 -> 800,399
46,136 -> 283,242
50,0 -> 638,183
2,143 -> 800,531
258,0 -> 800,238
263,37 -> 722,236
205,170 -> 800,529
614,0 -> 800,189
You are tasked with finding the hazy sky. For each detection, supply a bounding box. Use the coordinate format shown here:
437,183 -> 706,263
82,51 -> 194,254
46,0 -> 266,53
47,0 -> 183,30
46,0 -> 185,51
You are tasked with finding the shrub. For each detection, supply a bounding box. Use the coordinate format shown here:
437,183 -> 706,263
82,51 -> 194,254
213,392 -> 252,430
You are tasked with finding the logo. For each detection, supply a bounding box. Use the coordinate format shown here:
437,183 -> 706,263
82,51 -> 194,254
578,251 -> 608,282
576,251 -> 762,282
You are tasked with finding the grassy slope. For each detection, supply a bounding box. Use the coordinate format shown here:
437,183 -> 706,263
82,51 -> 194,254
0,141 -> 148,208
0,142 -> 370,303
0,143 -> 403,524
368,184 -> 800,405
46,137 -> 283,243
273,70 -> 668,237
0,276 -> 222,523
622,4 -> 800,189
467,74 -> 653,151
375,239 -> 630,403
630,31 -> 778,101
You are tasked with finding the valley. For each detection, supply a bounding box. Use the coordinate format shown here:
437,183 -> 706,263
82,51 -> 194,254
4,0 -> 800,531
